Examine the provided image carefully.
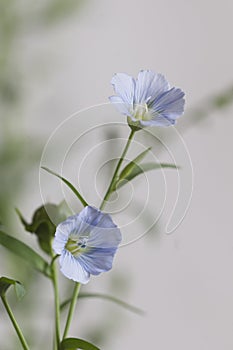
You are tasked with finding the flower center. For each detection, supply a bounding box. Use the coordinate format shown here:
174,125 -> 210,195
65,237 -> 88,257
133,103 -> 152,121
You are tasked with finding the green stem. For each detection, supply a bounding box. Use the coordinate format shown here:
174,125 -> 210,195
51,260 -> 61,349
1,296 -> 30,350
100,129 -> 135,210
62,282 -> 81,340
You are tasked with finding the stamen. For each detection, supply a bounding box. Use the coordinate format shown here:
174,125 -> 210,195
65,236 -> 88,257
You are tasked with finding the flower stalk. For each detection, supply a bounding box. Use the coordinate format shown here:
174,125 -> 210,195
62,282 -> 81,340
100,129 -> 135,210
51,259 -> 61,350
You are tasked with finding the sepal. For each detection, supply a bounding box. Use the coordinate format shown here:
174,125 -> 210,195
127,116 -> 142,131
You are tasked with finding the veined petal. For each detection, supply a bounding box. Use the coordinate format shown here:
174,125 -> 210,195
56,214 -> 90,241
135,70 -> 169,104
140,115 -> 176,127
59,250 -> 90,284
53,216 -> 78,254
78,206 -> 116,229
89,226 -> 121,248
52,233 -> 67,254
80,207 -> 122,248
55,215 -> 76,237
109,96 -> 132,116
151,87 -> 185,119
71,215 -> 91,237
79,247 -> 117,275
111,73 -> 135,105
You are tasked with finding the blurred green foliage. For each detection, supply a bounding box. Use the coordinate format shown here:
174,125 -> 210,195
0,0 -> 85,226
0,2 -> 86,348
179,85 -> 233,134
41,0 -> 84,24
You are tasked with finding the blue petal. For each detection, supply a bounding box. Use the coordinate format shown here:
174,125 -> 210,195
78,247 -> 117,275
109,95 -> 132,116
53,216 -> 77,254
139,115 -> 176,127
150,87 -> 185,120
88,225 -> 121,248
135,70 -> 169,104
111,73 -> 135,105
53,233 -> 67,254
78,207 -> 122,247
78,206 -> 117,229
59,250 -> 90,284
77,206 -> 102,226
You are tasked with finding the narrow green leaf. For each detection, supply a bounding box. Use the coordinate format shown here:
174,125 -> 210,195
41,166 -> 88,207
0,231 -> 51,278
0,277 -> 25,300
61,338 -> 100,350
117,162 -> 178,189
118,147 -> 151,181
61,292 -> 145,316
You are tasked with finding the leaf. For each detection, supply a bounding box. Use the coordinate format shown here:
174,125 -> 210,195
61,292 -> 145,316
41,166 -> 88,207
16,206 -> 55,255
116,147 -> 151,185
17,201 -> 71,254
0,277 -> 25,300
117,162 -> 178,189
16,201 -> 72,255
0,231 -> 51,278
61,338 -> 100,350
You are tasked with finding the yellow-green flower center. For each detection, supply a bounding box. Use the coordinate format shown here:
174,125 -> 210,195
65,237 -> 88,257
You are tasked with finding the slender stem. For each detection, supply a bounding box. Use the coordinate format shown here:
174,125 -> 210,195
51,260 -> 61,349
1,296 -> 30,350
100,129 -> 135,210
62,282 -> 81,340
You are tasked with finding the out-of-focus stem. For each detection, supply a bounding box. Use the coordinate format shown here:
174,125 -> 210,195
1,296 -> 30,350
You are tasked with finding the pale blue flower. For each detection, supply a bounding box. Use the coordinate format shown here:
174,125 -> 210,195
109,70 -> 185,129
53,206 -> 122,284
